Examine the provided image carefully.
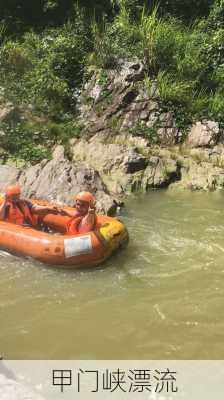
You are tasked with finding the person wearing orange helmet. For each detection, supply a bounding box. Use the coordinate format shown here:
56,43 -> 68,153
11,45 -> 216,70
0,184 -> 58,227
59,191 -> 96,235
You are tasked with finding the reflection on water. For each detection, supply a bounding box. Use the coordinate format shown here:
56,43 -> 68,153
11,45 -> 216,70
1,190 -> 224,359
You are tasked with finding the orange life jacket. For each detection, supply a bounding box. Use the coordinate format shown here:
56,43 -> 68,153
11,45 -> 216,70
5,200 -> 37,226
66,215 -> 83,235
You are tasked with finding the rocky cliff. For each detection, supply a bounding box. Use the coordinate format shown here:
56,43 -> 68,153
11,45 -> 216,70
1,59 -> 224,212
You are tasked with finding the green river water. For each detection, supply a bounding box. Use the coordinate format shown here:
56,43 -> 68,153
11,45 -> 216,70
1,190 -> 224,360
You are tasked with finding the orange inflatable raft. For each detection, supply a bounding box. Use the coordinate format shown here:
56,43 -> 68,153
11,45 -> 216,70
0,200 -> 128,268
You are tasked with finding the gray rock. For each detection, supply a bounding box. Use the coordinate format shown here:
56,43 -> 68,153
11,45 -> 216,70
113,59 -> 145,85
71,138 -> 126,173
18,147 -> 114,214
169,156 -> 224,191
113,133 -> 149,148
157,127 -> 177,145
0,165 -> 20,192
140,109 -> 149,120
142,156 -> 180,189
0,146 -> 118,215
78,59 -> 180,146
71,137 -> 149,194
156,112 -> 179,145
146,113 -> 159,128
0,374 -> 45,400
187,120 -> 221,147
122,149 -> 148,173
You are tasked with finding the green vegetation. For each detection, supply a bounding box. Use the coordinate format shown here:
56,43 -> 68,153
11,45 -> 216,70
0,118 -> 82,165
0,0 -> 224,163
91,1 -> 224,128
130,120 -> 159,144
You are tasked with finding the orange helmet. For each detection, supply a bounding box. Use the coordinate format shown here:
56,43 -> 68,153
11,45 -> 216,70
5,185 -> 21,197
75,191 -> 95,204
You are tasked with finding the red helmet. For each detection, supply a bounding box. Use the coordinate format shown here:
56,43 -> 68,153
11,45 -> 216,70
5,185 -> 21,197
75,191 -> 95,204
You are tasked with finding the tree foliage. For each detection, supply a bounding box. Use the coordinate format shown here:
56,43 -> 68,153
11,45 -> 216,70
1,0 -> 224,164
0,0 -> 215,34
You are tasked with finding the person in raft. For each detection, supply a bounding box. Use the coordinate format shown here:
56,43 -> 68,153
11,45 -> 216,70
59,191 -> 96,235
0,185 -> 58,227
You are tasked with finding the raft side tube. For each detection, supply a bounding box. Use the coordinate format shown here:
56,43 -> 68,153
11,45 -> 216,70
0,200 -> 128,268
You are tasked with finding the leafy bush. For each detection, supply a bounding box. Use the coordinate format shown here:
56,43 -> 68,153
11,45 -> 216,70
0,122 -> 51,164
209,91 -> 224,123
157,72 -> 195,106
139,9 -> 188,75
0,116 -> 82,164
0,6 -> 91,113
159,0 -> 213,22
0,41 -> 31,74
90,3 -> 142,68
206,0 -> 224,30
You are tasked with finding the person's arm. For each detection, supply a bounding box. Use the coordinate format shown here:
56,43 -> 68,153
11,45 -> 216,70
31,203 -> 77,217
55,208 -> 77,217
78,201 -> 96,234
0,196 -> 8,220
31,204 -> 59,216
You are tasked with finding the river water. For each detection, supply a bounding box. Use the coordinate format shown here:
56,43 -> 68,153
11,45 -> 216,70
1,190 -> 224,360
